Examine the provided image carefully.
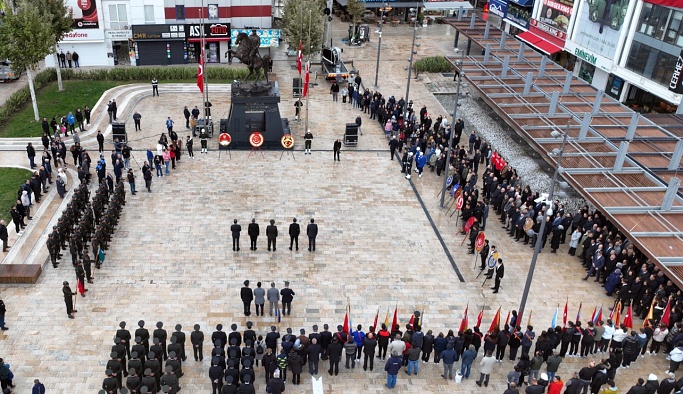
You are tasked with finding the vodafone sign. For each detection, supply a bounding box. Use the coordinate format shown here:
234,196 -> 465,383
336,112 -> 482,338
62,30 -> 105,41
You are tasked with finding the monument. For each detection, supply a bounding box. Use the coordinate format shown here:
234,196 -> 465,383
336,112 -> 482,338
222,30 -> 290,149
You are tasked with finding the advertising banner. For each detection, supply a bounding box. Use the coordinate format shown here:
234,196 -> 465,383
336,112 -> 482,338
489,0 -> 508,17
230,29 -> 281,48
669,50 -> 683,94
505,1 -> 534,29
68,0 -> 99,29
534,0 -> 574,40
571,0 -> 629,61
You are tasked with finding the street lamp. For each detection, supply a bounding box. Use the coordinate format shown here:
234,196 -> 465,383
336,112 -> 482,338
439,47 -> 466,208
374,3 -> 392,88
403,6 -> 420,122
517,121 -> 570,325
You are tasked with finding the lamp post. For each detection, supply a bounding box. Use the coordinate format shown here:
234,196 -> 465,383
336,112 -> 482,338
440,47 -> 466,208
403,6 -> 419,122
374,4 -> 391,88
517,121 -> 570,325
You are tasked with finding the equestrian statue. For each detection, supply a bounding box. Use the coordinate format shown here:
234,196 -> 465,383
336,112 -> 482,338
226,30 -> 272,83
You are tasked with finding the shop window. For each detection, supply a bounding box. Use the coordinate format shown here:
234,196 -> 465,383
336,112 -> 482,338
579,61 -> 596,84
108,4 -> 128,30
626,42 -> 649,75
144,5 -> 155,23
665,11 -> 683,44
176,5 -> 185,20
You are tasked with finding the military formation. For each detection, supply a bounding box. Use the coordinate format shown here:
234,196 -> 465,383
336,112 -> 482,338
101,321 -> 190,394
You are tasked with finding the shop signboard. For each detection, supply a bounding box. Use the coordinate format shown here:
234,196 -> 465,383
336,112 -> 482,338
187,23 -> 231,40
570,0 -> 630,61
62,29 -> 105,41
532,0 -> 574,40
106,30 -> 132,40
67,0 -> 99,29
230,29 -> 281,47
564,40 -> 613,71
669,49 -> 683,94
489,0 -> 508,17
132,25 -> 186,41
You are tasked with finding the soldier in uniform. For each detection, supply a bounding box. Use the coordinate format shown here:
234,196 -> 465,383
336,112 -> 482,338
128,352 -> 143,378
224,359 -> 239,388
243,322 -> 256,349
117,322 -> 132,358
131,339 -> 146,364
82,253 -> 94,284
106,351 -> 124,388
167,337 -> 182,369
209,358 -> 224,394
160,365 -> 180,393
154,322 -> 168,360
165,351 -> 183,378
150,338 -> 164,362
304,130 -> 313,154
126,367 -> 141,394
75,261 -> 87,297
136,321 -> 151,356
63,281 -> 76,319
112,337 -> 128,376
229,324 -> 242,347
102,369 -> 118,394
171,324 -> 186,362
212,324 -> 228,352
47,228 -> 60,268
141,368 -> 157,394
191,324 -> 204,361
145,351 -> 162,390
200,127 -> 209,154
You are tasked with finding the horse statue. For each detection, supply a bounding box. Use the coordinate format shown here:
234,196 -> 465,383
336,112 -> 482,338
226,31 -> 271,83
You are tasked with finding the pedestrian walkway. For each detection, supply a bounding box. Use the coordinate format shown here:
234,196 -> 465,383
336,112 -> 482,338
0,17 -> 669,394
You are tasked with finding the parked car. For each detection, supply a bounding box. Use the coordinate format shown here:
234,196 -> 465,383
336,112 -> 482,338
0,60 -> 21,82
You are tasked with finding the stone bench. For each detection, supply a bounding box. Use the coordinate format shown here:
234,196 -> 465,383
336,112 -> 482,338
0,264 -> 42,284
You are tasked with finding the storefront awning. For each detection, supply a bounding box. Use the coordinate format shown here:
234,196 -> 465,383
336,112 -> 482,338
516,31 -> 562,55
508,0 -> 534,7
422,2 -> 473,10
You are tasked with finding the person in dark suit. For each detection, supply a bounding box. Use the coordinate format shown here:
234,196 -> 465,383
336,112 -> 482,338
280,281 -> 296,316
231,219 -> 241,251
241,280 -> 253,316
289,218 -> 300,251
248,219 -> 259,251
266,220 -> 278,251
0,220 -> 9,252
492,258 -> 504,293
307,218 -> 318,252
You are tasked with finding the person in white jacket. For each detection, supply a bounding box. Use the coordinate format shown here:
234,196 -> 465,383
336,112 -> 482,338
599,319 -> 615,353
666,346 -> 683,373
476,351 -> 496,387
650,323 -> 669,354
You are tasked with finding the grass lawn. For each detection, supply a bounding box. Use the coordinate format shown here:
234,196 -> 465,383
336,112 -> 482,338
0,80 -> 120,138
0,167 -> 32,223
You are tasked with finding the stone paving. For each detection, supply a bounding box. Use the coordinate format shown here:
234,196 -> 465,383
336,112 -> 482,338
0,18 -> 670,394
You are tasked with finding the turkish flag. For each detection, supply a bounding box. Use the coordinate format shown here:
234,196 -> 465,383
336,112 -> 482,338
303,62 -> 310,98
458,305 -> 469,333
197,50 -> 204,93
297,41 -> 303,75
562,300 -> 568,327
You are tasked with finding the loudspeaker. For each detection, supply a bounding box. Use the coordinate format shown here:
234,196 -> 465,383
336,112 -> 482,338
112,122 -> 127,142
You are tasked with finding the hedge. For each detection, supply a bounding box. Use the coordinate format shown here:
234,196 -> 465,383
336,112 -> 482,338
413,56 -> 453,73
0,66 -> 250,129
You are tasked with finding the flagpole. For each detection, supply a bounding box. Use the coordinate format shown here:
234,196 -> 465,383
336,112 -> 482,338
304,10 -> 312,136
200,0 -> 210,132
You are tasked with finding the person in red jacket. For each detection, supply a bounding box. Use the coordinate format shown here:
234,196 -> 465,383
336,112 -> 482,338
547,375 -> 563,394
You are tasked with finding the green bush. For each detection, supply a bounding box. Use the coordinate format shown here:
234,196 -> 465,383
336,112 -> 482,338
413,56 -> 453,73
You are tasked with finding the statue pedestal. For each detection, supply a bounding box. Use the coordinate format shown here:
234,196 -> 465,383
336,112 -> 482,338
223,81 -> 290,149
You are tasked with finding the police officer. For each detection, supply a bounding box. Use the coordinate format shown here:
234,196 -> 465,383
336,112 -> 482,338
117,321 -> 132,358
191,324 -> 204,361
304,129 -> 313,154
154,322 -> 168,360
200,127 -> 209,154
63,281 -> 76,318
171,324 -> 186,361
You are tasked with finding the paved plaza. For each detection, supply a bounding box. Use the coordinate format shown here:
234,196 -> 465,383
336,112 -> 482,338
0,19 -> 669,394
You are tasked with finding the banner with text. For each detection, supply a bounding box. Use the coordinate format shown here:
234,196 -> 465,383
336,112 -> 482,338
67,0 -> 99,29
570,0 -> 630,62
533,0 -> 574,41
230,29 -> 281,48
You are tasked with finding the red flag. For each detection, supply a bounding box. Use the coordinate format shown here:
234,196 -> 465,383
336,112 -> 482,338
296,41 -> 303,75
197,50 -> 204,93
391,304 -> 398,331
342,312 -> 349,335
576,301 -> 582,322
488,307 -> 501,334
662,299 -> 672,326
589,306 -> 597,324
476,308 -> 484,328
623,304 -> 633,329
408,314 -> 415,328
613,300 -> 622,327
373,308 -> 379,330
302,62 -> 310,98
459,304 -> 469,333
504,310 -> 510,326
562,299 -> 568,327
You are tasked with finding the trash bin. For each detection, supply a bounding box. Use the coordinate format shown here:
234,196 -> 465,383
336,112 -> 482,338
455,372 -> 463,383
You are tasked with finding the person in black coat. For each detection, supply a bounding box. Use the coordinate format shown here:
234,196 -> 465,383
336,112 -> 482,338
288,218 -> 300,251
209,359 -> 224,394
492,258 -> 504,293
266,220 -> 277,251
241,280 -> 253,316
363,333 -> 378,371
280,281 -> 295,316
266,369 -> 285,394
247,219 -> 259,251
0,220 -> 8,252
231,219 -> 241,251
306,218 -> 318,252
327,337 -> 343,376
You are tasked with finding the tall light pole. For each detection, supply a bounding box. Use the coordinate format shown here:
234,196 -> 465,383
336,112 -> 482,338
403,6 -> 419,122
374,4 -> 391,88
517,122 -> 570,324
440,48 -> 466,208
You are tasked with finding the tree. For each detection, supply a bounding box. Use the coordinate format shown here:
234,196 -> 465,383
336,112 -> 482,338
282,0 -> 325,57
37,0 -> 72,92
346,0 -> 366,26
0,0 -> 55,121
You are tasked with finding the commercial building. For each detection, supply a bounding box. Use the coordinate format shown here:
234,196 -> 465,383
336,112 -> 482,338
493,0 -> 683,112
46,0 -> 276,67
